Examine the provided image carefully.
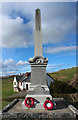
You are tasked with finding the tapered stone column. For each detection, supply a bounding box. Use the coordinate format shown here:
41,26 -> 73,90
35,9 -> 43,57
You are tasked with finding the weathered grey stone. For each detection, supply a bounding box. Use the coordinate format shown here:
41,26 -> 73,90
1,99 -> 78,119
35,8 -> 42,57
29,57 -> 49,92
63,99 -> 78,115
1,112 -> 76,120
34,86 -> 46,94
31,65 -> 47,86
28,85 -> 50,95
28,9 -> 50,96
2,99 -> 19,113
22,94 -> 52,109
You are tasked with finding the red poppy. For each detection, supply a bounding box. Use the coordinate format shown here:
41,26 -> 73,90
43,100 -> 53,110
24,97 -> 34,108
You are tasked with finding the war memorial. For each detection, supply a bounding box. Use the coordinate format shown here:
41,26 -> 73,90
21,8 -> 54,110
1,9 -> 78,120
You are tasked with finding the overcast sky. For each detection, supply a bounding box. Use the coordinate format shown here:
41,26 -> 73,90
0,2 -> 76,76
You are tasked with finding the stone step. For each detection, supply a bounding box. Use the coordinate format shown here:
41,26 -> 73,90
35,103 -> 44,109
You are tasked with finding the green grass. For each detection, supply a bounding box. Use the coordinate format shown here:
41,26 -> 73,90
2,77 -> 17,98
2,77 -> 18,109
48,67 -> 77,82
2,100 -> 10,109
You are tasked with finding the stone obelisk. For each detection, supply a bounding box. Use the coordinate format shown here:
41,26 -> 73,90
35,8 -> 43,57
29,8 -> 49,92
22,8 -> 52,109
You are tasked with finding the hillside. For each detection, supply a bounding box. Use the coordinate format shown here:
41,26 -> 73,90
48,67 -> 78,89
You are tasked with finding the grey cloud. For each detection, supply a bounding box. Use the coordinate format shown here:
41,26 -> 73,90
2,16 -> 34,48
1,2 -> 76,48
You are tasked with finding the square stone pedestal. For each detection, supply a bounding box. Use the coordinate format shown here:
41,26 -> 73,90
21,94 -> 56,110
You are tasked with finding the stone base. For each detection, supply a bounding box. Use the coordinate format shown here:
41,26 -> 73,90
21,94 -> 56,110
29,85 -> 49,91
28,85 -> 50,95
2,98 -> 77,119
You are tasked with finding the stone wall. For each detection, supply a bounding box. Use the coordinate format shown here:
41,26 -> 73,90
2,99 -> 19,113
1,112 -> 76,120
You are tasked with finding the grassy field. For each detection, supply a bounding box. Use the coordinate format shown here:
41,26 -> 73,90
2,77 -> 14,98
48,67 -> 77,82
2,77 -> 17,109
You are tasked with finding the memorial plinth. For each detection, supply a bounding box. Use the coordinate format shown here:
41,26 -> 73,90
22,8 -> 53,109
28,56 -> 49,92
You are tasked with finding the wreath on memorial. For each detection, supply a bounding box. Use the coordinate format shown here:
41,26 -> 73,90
43,100 -> 53,110
24,97 -> 34,108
